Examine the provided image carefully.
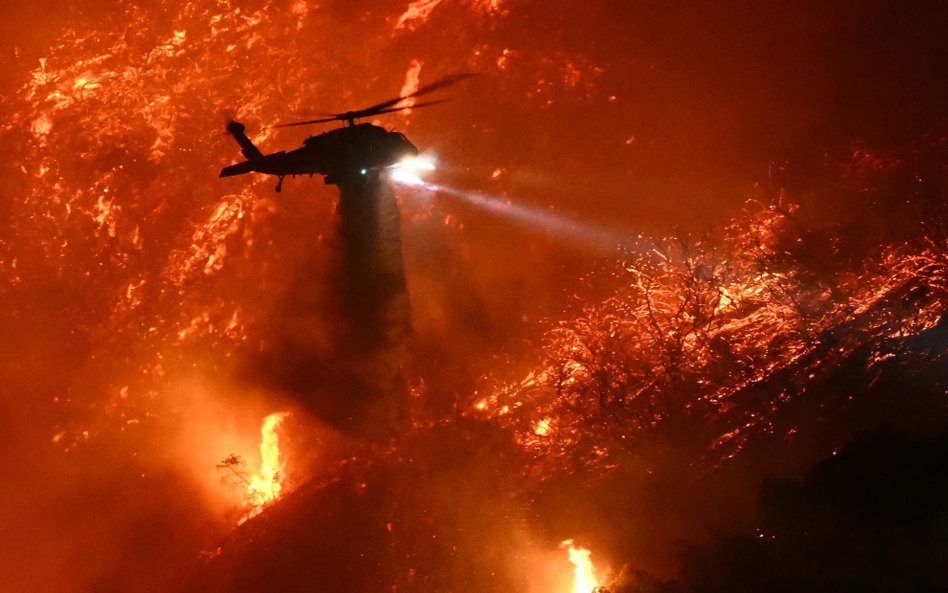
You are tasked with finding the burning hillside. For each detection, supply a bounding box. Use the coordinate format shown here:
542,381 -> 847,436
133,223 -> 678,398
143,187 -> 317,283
182,137 -> 946,592
1,1 -> 946,592
482,187 -> 947,476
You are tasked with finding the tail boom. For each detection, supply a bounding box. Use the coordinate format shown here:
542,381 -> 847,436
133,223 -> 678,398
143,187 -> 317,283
219,161 -> 256,178
227,120 -> 264,161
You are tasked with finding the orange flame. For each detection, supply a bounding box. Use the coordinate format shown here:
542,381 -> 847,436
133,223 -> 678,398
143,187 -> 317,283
242,411 -> 290,522
562,540 -> 599,593
398,59 -> 423,114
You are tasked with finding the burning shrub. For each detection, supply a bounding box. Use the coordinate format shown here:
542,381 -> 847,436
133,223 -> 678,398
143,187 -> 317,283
483,144 -> 947,476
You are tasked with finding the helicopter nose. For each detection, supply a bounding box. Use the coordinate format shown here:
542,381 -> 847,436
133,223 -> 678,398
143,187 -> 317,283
399,137 -> 418,160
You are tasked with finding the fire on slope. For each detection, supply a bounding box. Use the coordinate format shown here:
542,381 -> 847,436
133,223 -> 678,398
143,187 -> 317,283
477,181 -> 947,475
2,1 -> 946,591
563,540 -> 602,593
242,411 -> 291,523
0,4 -> 462,587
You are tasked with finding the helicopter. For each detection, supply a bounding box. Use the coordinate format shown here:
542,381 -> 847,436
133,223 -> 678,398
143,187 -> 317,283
219,73 -> 476,191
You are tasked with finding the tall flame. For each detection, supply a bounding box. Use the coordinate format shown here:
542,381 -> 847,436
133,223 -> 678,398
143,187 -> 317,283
243,412 -> 290,522
398,59 -> 424,113
562,540 -> 599,593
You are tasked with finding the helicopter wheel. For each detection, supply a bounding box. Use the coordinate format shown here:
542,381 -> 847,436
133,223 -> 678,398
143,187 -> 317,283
275,176 -> 284,193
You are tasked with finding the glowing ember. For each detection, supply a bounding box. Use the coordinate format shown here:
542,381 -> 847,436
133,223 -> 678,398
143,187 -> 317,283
562,540 -> 599,593
243,411 -> 290,522
533,417 -> 552,436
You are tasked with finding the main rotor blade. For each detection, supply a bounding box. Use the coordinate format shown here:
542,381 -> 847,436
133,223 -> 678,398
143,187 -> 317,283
276,99 -> 450,127
357,72 -> 479,116
274,115 -> 341,128
275,73 -> 477,128
369,99 -> 450,116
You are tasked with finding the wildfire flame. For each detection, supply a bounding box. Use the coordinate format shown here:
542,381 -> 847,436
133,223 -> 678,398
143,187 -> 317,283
243,411 -> 290,523
562,540 -> 600,593
398,59 -> 424,113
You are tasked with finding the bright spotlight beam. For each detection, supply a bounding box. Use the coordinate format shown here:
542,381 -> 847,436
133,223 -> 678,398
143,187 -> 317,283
402,180 -> 645,254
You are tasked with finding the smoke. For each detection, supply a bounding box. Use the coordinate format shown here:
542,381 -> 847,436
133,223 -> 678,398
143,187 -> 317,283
245,175 -> 413,437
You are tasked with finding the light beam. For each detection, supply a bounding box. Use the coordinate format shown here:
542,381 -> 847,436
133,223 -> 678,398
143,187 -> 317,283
396,174 -> 645,254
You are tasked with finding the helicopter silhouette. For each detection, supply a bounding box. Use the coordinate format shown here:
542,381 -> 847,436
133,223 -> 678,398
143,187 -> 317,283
219,73 -> 476,191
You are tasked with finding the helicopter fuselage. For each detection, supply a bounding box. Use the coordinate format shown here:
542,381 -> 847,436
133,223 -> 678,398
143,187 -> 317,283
219,121 -> 418,189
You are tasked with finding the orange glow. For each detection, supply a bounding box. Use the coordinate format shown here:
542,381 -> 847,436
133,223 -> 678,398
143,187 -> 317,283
562,540 -> 600,593
242,412 -> 290,523
3,1 -> 946,589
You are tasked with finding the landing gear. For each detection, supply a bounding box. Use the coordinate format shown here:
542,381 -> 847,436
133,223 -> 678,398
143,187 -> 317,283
275,176 -> 285,193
